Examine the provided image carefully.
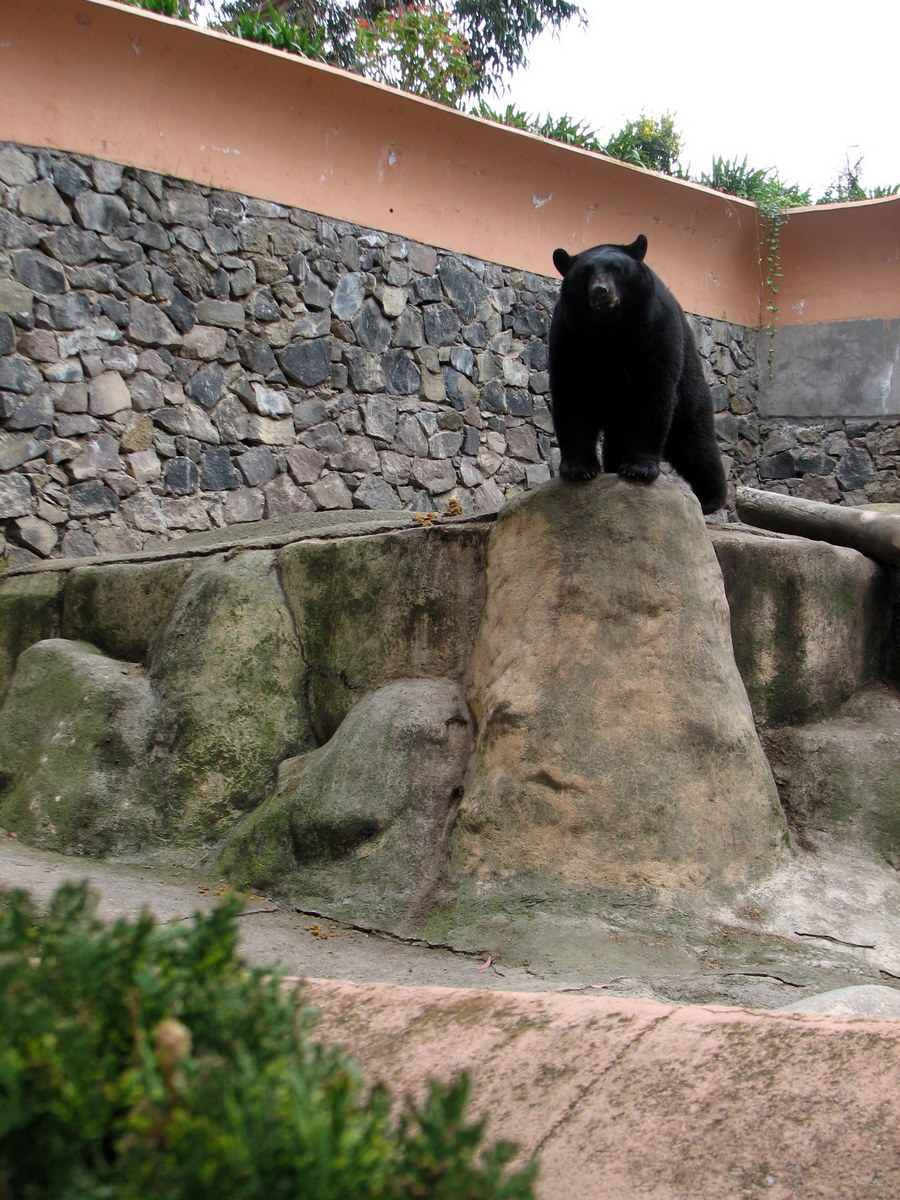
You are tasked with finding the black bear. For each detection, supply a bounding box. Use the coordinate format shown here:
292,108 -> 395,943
549,234 -> 727,514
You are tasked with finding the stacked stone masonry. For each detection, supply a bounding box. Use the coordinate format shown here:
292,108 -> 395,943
1,142 -> 897,563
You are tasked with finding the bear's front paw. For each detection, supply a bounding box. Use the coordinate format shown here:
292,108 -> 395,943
617,458 -> 660,483
560,457 -> 601,482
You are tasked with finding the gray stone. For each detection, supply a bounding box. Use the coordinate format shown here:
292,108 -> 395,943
152,404 -> 219,444
163,191 -> 211,228
286,444 -> 325,485
248,382 -> 292,418
74,191 -> 129,233
343,347 -> 385,393
128,298 -> 182,347
66,433 -> 121,481
165,457 -> 200,495
0,279 -> 34,321
263,474 -> 314,517
0,315 -> 13,356
422,303 -> 460,346
437,256 -> 487,322
19,181 -> 71,225
185,362 -> 225,408
224,488 -> 265,524
353,473 -> 399,509
0,474 -> 32,518
11,250 -> 66,295
88,372 -> 131,416
428,430 -> 463,459
237,333 -> 277,376
0,357 -> 41,395
382,349 -> 420,396
307,472 -> 353,510
236,446 -> 277,487
200,446 -> 240,491
52,159 -> 91,198
246,414 -> 294,445
0,146 -> 37,185
332,272 -> 366,321
363,396 -> 398,443
13,515 -> 57,557
182,324 -> 228,360
293,398 -> 328,430
279,338 -> 332,386
68,480 -> 119,517
353,298 -> 392,352
40,226 -> 100,266
4,388 -> 54,430
836,447 -> 874,490
44,293 -> 91,332
60,529 -> 97,557
194,299 -> 245,328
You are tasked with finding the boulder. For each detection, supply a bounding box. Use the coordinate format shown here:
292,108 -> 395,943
453,477 -> 787,895
0,570 -> 63,696
219,678 -> 472,920
712,527 -> 889,727
61,559 -> 193,662
278,525 -> 489,741
763,683 -> 900,867
0,639 -> 159,854
146,550 -> 311,841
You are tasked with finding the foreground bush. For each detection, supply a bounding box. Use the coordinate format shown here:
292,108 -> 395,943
0,883 -> 536,1199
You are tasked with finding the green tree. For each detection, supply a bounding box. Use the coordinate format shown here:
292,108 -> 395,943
356,4 -> 479,106
210,0 -> 582,96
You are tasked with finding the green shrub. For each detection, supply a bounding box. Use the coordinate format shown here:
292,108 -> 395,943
0,883 -> 536,1199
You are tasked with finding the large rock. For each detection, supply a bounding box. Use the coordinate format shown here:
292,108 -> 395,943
278,525 -> 488,741
763,683 -> 900,867
712,527 -> 889,727
0,571 -> 63,695
0,639 -> 160,854
219,678 -> 472,920
61,559 -> 193,662
146,550 -> 311,841
453,478 -> 787,895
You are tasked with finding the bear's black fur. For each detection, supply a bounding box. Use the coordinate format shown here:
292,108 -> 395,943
549,234 -> 727,514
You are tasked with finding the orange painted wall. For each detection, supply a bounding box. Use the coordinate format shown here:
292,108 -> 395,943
1,0 -> 896,329
775,197 -> 900,326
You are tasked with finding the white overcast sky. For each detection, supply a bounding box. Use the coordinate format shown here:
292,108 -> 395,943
493,0 -> 899,199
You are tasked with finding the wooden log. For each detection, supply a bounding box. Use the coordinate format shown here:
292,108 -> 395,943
735,487 -> 900,567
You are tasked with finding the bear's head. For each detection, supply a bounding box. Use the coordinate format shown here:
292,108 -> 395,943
552,235 -> 650,321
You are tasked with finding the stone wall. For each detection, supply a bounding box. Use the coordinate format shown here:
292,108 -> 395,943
1,141 -> 896,564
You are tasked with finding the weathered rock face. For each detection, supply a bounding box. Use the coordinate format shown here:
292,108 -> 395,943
219,679 -> 471,919
0,639 -> 160,854
454,478 -> 788,893
278,525 -> 488,742
146,549 -> 312,841
763,684 -> 900,867
712,527 -> 890,727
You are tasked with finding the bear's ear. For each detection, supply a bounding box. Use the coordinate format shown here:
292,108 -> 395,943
624,234 -> 648,261
552,248 -> 574,276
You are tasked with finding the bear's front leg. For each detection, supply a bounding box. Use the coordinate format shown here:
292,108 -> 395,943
552,394 -> 602,481
601,428 -> 662,484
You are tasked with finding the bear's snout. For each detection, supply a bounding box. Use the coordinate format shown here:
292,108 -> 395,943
588,279 -> 619,312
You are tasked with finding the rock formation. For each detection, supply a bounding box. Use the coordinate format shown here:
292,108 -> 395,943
454,478 -> 787,894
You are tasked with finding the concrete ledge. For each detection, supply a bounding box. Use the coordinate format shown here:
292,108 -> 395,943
306,978 -> 900,1200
